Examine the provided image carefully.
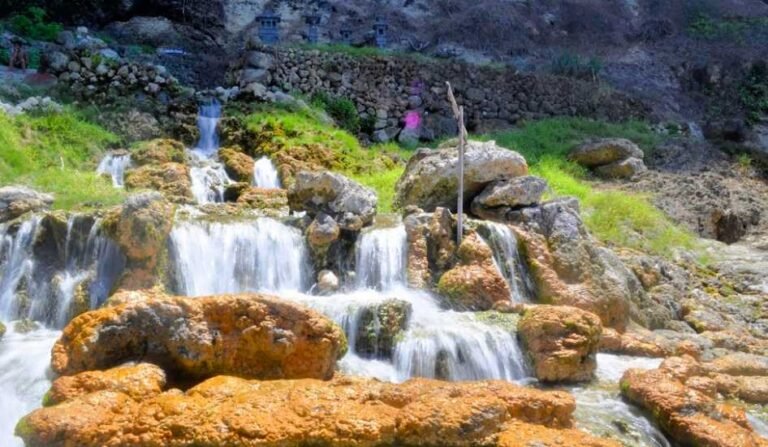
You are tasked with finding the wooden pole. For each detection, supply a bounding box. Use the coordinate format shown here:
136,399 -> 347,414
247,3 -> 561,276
446,82 -> 466,246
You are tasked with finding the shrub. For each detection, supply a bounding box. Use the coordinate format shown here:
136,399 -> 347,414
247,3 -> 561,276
550,52 -> 603,81
311,92 -> 361,134
8,7 -> 63,42
740,63 -> 768,123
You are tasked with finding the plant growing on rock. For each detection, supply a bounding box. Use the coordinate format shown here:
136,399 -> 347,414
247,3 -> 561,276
8,7 -> 63,42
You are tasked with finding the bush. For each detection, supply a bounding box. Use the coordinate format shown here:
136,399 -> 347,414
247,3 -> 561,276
550,52 -> 603,81
8,7 -> 63,42
740,63 -> 768,123
311,92 -> 361,134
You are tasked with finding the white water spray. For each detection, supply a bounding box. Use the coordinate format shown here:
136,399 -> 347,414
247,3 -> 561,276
253,157 -> 281,189
483,222 -> 534,302
195,101 -> 221,156
96,152 -> 132,187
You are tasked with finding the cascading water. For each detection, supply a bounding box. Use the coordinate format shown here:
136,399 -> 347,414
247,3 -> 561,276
0,218 -> 39,321
253,157 -> 281,189
187,101 -> 233,204
96,152 -> 132,187
355,225 -> 408,290
169,218 -> 309,296
482,222 -> 534,302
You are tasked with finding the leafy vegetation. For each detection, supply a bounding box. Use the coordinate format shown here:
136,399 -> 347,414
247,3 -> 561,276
688,14 -> 768,42
7,7 -> 63,42
0,110 -> 124,209
311,92 -> 361,134
483,118 -> 699,258
740,63 -> 768,123
292,43 -> 437,64
549,52 -> 603,81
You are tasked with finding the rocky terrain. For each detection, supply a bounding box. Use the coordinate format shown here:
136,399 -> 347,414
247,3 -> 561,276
1,1 -> 768,447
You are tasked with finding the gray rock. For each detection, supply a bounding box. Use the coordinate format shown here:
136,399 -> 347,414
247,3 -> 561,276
594,157 -> 648,179
47,51 -> 70,72
569,138 -> 644,168
241,68 -> 270,85
245,51 -> 275,70
288,171 -> 377,231
316,270 -> 340,295
395,140 -> 528,212
397,126 -> 421,146
0,186 -> 54,223
473,175 -> 548,209
307,213 -> 341,250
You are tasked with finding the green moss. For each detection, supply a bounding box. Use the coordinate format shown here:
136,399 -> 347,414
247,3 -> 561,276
474,311 -> 520,332
41,390 -> 54,407
14,416 -> 34,439
0,110 -> 124,210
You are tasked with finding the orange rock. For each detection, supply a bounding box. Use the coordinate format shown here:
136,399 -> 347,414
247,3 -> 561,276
19,375 -> 580,447
713,374 -> 768,404
599,328 -> 669,357
518,305 -> 602,382
621,365 -> 767,447
219,146 -> 255,182
497,422 -> 621,447
52,293 -> 346,381
704,353 -> 768,376
46,363 -> 165,406
124,162 -> 193,203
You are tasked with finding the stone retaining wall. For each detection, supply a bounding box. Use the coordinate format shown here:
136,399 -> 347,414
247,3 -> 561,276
234,46 -> 649,141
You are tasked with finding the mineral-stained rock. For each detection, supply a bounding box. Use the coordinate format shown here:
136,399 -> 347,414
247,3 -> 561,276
236,187 -> 289,211
621,357 -> 768,447
46,363 -> 166,406
124,162 -> 193,203
316,270 -> 340,295
0,186 -> 54,223
473,175 -> 548,209
437,233 -> 511,311
354,299 -> 412,359
404,213 -> 431,288
395,140 -> 528,212
712,374 -> 768,404
497,422 -> 621,447
599,328 -> 669,357
518,305 -> 602,382
219,146 -> 255,182
130,139 -> 186,166
568,138 -> 644,168
102,193 -> 175,290
704,353 -> 768,376
18,375 -> 580,447
307,212 -> 340,253
51,293 -> 346,381
288,170 -> 377,231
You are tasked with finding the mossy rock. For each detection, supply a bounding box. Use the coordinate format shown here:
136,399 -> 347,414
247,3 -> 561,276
354,299 -> 412,359
131,139 -> 186,166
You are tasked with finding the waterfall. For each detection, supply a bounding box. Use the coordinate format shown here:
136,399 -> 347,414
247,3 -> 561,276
195,101 -> 221,155
253,157 -> 281,189
482,222 -> 534,302
0,216 -> 124,328
169,218 -> 309,296
187,150 -> 232,204
96,152 -> 131,187
0,218 -> 39,321
355,225 -> 408,291
0,326 -> 59,447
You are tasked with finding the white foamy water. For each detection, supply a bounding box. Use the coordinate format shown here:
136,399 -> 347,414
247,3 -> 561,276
0,326 -> 60,447
0,218 -> 39,321
253,157 -> 281,189
355,225 -> 408,291
187,149 -> 232,204
96,152 -> 131,187
169,218 -> 308,296
195,101 -> 221,156
595,353 -> 663,383
483,222 -> 534,302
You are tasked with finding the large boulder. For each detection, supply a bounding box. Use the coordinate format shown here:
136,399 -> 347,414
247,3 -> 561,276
568,138 -> 644,167
0,186 -> 54,223
395,140 -> 528,212
473,175 -> 548,209
568,138 -> 647,180
518,306 -> 602,382
621,357 -> 768,447
130,139 -> 186,166
51,293 -> 346,381
218,147 -> 254,182
124,163 -> 193,204
513,199 -> 643,330
354,299 -> 412,359
101,193 -> 175,290
437,232 -> 511,311
18,375 -> 582,447
288,171 -> 377,231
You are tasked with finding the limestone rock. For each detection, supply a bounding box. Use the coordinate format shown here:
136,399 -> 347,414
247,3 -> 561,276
316,270 -> 340,295
354,299 -> 412,359
593,157 -> 648,179
235,187 -> 289,211
124,162 -> 193,203
307,213 -> 340,253
621,359 -> 767,447
518,305 -> 602,382
473,175 -> 548,209
130,139 -> 186,166
18,376 -> 578,447
46,363 -> 166,406
0,186 -> 54,223
497,422 -> 621,447
218,147 -> 255,182
51,293 -> 346,380
568,138 -> 644,168
395,140 -> 528,212
713,374 -> 768,404
288,171 -> 377,231
437,233 -> 511,311
404,213 -> 431,288
101,193 -> 175,290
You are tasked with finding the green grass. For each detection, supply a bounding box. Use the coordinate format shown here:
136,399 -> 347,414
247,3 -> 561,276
242,106 -> 410,212
291,43 -> 437,64
0,110 -> 124,210
481,118 -> 700,258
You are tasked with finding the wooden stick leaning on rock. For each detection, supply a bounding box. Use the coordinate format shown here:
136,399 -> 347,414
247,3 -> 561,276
446,81 -> 467,245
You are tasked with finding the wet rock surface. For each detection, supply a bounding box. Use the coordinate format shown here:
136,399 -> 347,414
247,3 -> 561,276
51,293 -> 346,381
288,171 -> 377,231
0,186 -> 54,223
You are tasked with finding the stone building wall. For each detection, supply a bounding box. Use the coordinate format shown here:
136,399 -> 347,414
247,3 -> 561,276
234,46 -> 649,141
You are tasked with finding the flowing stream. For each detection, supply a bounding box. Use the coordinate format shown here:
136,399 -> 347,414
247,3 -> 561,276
253,157 -> 281,189
96,152 -> 131,187
187,101 -> 233,204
